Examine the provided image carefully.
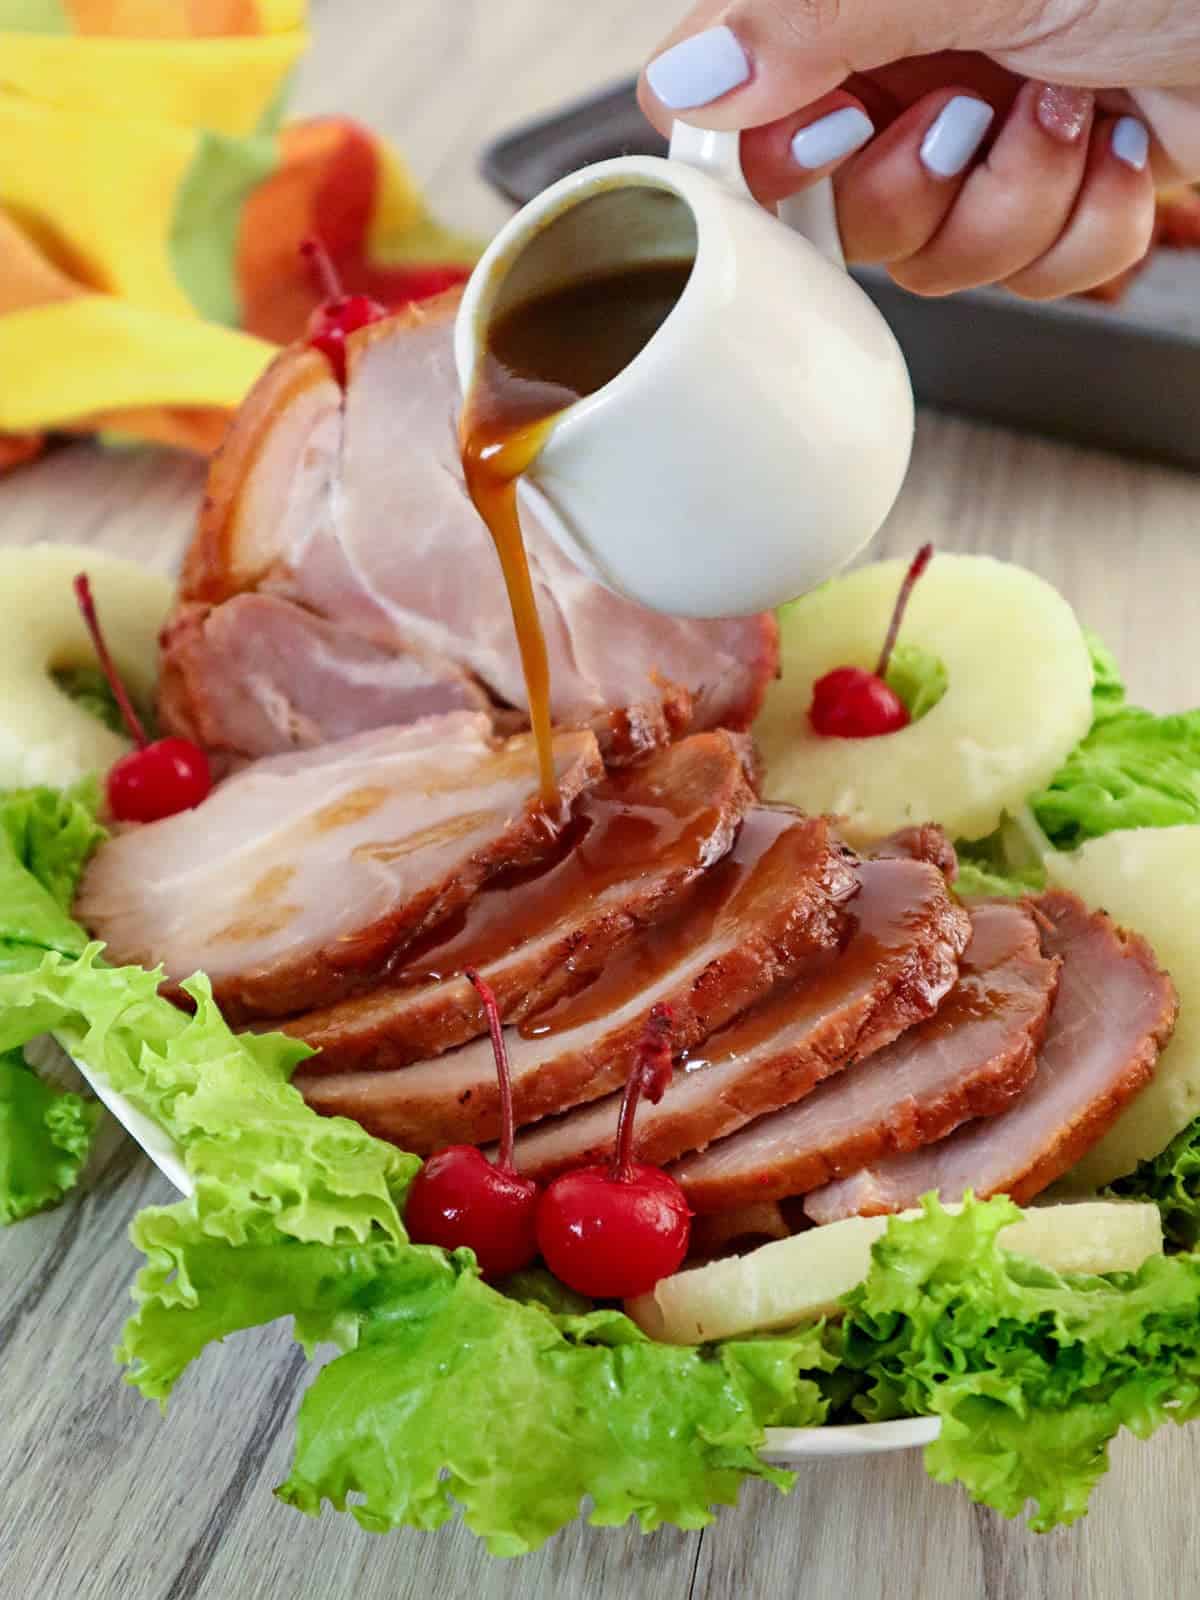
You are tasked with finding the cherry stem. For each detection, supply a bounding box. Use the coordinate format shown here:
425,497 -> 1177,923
875,543 -> 934,682
300,237 -> 344,302
609,1004 -> 674,1184
465,968 -> 518,1173
72,573 -> 148,750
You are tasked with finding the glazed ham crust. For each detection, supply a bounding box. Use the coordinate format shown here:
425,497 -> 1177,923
283,731 -> 758,1074
294,811 -> 859,1151
671,900 -> 1058,1214
805,890 -> 1178,1223
511,856 -> 971,1183
161,290 -> 779,766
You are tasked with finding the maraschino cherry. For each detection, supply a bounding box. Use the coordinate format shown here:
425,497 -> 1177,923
809,543 -> 934,739
301,237 -> 387,386
404,969 -> 540,1280
536,1005 -> 690,1299
73,574 -> 211,824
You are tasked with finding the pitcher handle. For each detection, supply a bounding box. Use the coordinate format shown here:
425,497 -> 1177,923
668,121 -> 845,270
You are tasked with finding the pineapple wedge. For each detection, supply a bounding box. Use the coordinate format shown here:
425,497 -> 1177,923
755,554 -> 1094,844
626,1200 -> 1163,1344
1047,826 -> 1200,1189
0,545 -> 173,790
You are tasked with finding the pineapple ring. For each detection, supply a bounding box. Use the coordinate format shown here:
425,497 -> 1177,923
1047,826 -> 1200,1190
754,553 -> 1094,844
0,545 -> 174,790
627,1200 -> 1163,1344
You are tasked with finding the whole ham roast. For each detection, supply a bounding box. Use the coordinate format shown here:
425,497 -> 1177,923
158,289 -> 779,768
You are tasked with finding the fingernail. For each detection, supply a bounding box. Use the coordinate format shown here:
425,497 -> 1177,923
645,25 -> 750,111
1035,83 -> 1092,144
1112,116 -> 1150,171
791,106 -> 874,170
920,96 -> 994,178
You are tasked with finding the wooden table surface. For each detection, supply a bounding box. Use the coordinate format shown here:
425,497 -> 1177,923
4,4 -> 1200,1597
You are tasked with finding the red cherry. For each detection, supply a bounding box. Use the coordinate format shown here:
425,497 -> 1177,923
107,738 -> 211,824
809,667 -> 909,739
536,1005 -> 690,1299
809,543 -> 934,740
73,574 -> 212,824
300,238 -> 386,386
404,969 -> 539,1280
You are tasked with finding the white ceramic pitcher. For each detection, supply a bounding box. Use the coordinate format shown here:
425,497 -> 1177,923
454,125 -> 914,619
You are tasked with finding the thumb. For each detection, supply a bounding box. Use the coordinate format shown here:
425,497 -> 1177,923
640,0 -> 968,131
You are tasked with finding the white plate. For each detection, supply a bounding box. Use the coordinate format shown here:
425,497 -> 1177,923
69,1047 -> 939,1461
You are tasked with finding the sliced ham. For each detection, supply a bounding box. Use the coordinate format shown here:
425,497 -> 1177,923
283,730 -> 757,1074
804,890 -> 1178,1223
295,810 -> 859,1151
163,291 -> 779,764
672,901 -> 1058,1214
158,594 -> 488,762
871,825 -> 958,881
512,857 -> 971,1183
75,713 -> 601,1022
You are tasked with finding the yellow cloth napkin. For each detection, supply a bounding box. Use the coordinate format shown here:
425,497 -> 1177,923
0,0 -> 476,469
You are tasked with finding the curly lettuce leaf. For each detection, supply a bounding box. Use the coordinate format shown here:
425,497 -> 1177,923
0,779 -> 105,912
0,946 -> 411,1253
0,1046 -> 100,1224
885,642 -> 948,723
118,1203 -> 833,1553
1029,632 -> 1200,847
1082,629 -> 1127,724
842,1196 -> 1200,1530
278,1249 -> 830,1555
1108,1116 -> 1200,1251
50,666 -> 157,741
0,783 -> 107,1217
0,783 -> 104,972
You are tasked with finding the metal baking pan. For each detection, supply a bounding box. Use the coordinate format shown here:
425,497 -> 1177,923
481,78 -> 1200,471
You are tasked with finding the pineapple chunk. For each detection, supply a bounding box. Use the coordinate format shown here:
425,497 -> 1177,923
627,1200 -> 1163,1344
755,554 -> 1094,844
1047,826 -> 1200,1189
0,545 -> 173,790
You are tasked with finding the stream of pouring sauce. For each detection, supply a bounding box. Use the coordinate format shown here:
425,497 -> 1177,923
458,259 -> 695,810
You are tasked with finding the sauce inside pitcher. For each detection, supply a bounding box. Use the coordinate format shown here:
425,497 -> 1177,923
459,258 -> 694,809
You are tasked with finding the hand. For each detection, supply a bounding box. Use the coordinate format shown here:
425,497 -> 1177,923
639,1 -> 1200,297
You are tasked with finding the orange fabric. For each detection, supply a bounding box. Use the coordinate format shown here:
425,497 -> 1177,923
63,0 -> 262,35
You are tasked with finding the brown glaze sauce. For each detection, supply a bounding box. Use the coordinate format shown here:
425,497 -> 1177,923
459,260 -> 695,809
517,808 -> 798,1039
678,859 -> 933,1071
394,776 -> 721,986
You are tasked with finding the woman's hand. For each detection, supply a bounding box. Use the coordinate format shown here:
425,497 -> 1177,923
639,1 -> 1200,297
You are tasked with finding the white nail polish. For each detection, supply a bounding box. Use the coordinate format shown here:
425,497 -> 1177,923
1112,116 -> 1149,171
645,25 -> 750,111
791,107 -> 874,170
920,96 -> 994,178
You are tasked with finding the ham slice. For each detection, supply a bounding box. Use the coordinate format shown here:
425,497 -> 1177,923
283,730 -> 758,1073
871,825 -> 958,881
159,594 -> 488,762
162,292 -> 778,765
805,890 -> 1178,1223
672,901 -> 1058,1214
75,713 -> 602,1021
295,810 -> 859,1151
512,857 -> 971,1182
